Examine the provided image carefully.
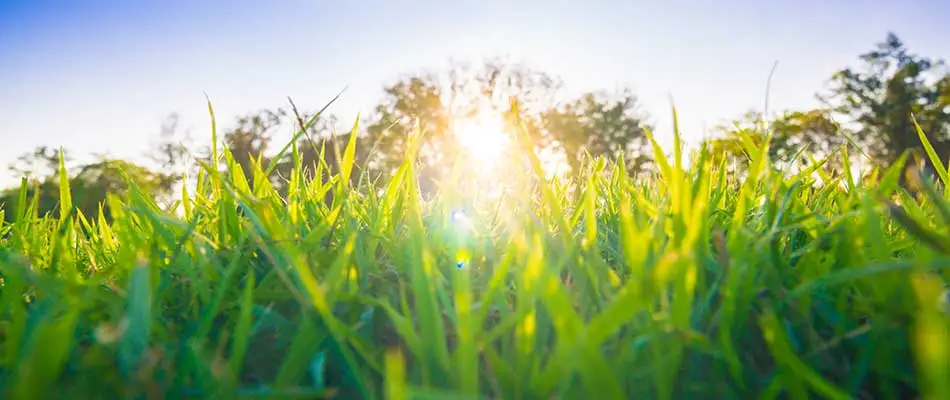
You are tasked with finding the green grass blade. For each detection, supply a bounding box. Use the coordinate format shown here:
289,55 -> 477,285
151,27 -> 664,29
227,272 -> 256,386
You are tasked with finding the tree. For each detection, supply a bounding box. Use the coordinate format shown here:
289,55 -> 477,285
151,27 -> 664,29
8,145 -> 72,181
364,73 -> 452,185
363,59 -> 561,190
704,109 -> 847,174
71,157 -> 179,219
540,89 -> 652,175
214,109 -> 286,189
364,58 -> 653,194
769,109 -> 847,166
1,113 -> 195,223
820,32 -> 950,166
148,113 -> 195,179
0,149 -> 178,223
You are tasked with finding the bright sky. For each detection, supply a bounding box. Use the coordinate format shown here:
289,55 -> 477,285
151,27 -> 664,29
2,0 -> 949,188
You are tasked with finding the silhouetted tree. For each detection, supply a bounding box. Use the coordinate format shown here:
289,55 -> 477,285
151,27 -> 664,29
0,149 -> 178,223
214,109 -> 286,190
148,113 -> 195,178
8,145 -> 72,181
705,109 -> 847,174
364,58 -> 652,193
541,89 -> 652,176
364,71 -> 457,191
820,32 -> 950,168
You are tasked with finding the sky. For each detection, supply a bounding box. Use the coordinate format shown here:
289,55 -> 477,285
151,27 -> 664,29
2,0 -> 949,188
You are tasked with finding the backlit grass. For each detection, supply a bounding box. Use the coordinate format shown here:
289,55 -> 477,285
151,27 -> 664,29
1,99 -> 949,400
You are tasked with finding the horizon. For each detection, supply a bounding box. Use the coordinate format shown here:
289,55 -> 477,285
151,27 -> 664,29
2,0 -> 950,188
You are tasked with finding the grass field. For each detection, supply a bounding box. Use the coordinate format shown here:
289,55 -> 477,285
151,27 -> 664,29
1,102 -> 949,400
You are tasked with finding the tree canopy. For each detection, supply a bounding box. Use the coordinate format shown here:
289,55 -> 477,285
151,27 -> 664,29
363,59 -> 654,192
820,33 -> 950,165
705,109 -> 847,173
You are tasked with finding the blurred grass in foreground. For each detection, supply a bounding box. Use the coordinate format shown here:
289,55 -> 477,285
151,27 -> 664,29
0,98 -> 949,400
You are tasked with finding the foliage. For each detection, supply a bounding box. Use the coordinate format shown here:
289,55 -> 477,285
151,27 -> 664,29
363,59 -> 653,191
820,32 -> 950,164
540,89 -> 653,175
7,145 -> 73,180
0,152 -> 178,223
272,109 -> 375,204
3,30 -> 950,400
705,109 -> 848,174
148,113 -> 195,176
205,108 -> 286,191
1,94 -> 950,399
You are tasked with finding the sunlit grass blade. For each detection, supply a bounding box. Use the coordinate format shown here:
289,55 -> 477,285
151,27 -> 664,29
264,90 -> 346,178
385,348 -> 407,400
227,272 -> 256,387
57,148 -> 71,224
7,303 -> 79,399
912,115 -> 950,191
118,257 -> 153,376
842,145 -> 855,193
887,204 -> 950,255
910,273 -> 950,400
340,116 -> 360,185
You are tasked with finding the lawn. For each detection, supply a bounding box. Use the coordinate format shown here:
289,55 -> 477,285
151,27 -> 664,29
1,106 -> 948,400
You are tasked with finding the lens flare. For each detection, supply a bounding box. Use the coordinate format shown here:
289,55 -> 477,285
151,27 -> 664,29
451,209 -> 470,224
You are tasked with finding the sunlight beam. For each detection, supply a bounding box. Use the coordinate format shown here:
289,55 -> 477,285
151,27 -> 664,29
451,111 -> 511,169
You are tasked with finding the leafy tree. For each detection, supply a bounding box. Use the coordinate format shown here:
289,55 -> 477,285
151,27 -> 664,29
0,150 -> 178,223
213,109 -> 286,189
365,73 -> 451,183
769,109 -> 847,165
540,89 -> 652,175
364,58 -> 652,193
148,113 -> 196,179
363,61 -> 554,191
820,32 -> 950,166
704,132 -> 755,174
0,113 -> 194,223
705,109 -> 847,173
8,145 -> 72,180
71,158 -> 178,218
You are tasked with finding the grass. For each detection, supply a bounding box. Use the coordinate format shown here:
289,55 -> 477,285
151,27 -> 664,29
1,98 -> 949,400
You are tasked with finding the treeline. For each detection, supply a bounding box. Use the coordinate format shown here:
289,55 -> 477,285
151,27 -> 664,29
2,32 -> 949,222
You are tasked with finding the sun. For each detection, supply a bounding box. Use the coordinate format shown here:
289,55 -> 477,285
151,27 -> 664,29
451,111 -> 511,166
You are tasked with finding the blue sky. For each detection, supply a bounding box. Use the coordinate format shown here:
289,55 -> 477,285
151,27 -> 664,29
1,0 -> 949,187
